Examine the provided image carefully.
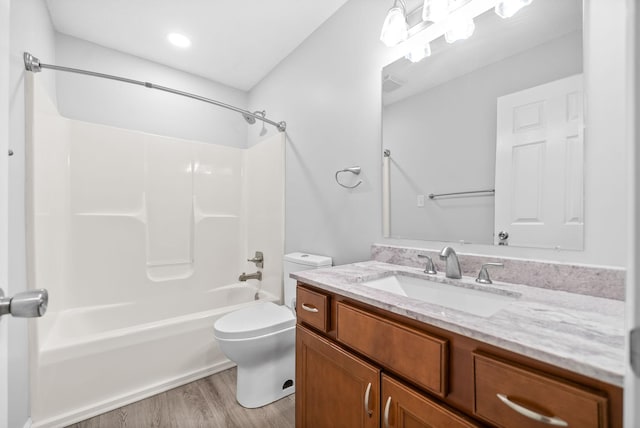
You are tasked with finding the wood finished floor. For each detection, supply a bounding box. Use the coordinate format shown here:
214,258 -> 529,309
66,367 -> 295,428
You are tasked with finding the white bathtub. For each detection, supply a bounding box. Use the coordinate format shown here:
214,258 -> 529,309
30,283 -> 277,428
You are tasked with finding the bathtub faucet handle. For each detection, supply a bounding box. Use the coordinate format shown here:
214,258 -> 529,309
247,251 -> 264,268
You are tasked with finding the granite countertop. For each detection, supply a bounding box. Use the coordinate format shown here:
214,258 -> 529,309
291,260 -> 625,387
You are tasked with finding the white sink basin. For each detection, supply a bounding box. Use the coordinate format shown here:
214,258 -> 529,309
360,274 -> 518,317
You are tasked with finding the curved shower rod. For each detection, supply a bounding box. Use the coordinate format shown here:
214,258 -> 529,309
23,52 -> 287,132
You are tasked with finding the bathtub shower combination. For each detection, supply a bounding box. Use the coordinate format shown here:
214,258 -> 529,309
25,74 -> 285,427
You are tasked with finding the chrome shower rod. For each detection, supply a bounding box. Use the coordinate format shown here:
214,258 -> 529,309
23,52 -> 286,132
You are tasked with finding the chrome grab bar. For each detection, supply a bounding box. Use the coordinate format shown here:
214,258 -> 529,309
496,394 -> 568,426
428,189 -> 495,200
364,382 -> 373,417
301,303 -> 318,313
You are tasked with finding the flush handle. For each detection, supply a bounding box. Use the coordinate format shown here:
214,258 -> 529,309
0,288 -> 49,318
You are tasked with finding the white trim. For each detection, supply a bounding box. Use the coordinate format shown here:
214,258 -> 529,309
22,418 -> 32,428
626,0 -> 640,426
30,361 -> 235,428
0,0 -> 10,426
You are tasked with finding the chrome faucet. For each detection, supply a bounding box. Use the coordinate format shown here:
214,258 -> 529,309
417,254 -> 437,274
239,271 -> 262,281
475,263 -> 504,284
439,246 -> 461,279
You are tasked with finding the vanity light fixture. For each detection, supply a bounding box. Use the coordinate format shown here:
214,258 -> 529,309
422,0 -> 450,23
382,0 -> 532,56
380,0 -> 409,47
406,43 -> 432,63
167,32 -> 191,48
444,14 -> 475,43
495,0 -> 533,18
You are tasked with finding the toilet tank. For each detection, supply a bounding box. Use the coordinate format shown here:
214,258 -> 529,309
283,252 -> 332,308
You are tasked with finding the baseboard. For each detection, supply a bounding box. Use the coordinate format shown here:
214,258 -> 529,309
30,360 -> 236,428
23,418 -> 32,428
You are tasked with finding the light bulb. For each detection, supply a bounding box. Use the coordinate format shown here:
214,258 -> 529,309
167,33 -> 191,48
444,15 -> 475,43
380,5 -> 408,47
406,44 -> 432,63
495,0 -> 533,19
422,0 -> 449,23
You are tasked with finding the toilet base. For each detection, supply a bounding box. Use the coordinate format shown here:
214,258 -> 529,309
235,347 -> 295,408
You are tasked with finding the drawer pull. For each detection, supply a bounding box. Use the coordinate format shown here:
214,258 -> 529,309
364,382 -> 373,417
301,303 -> 319,313
496,394 -> 569,427
383,396 -> 392,428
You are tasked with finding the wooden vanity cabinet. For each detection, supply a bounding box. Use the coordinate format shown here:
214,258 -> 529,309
296,286 -> 330,332
473,352 -> 609,428
296,325 -> 380,428
382,375 -> 481,428
336,303 -> 448,397
296,324 -> 475,428
295,283 -> 622,428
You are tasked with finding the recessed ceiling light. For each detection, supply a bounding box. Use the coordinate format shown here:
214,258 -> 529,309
167,33 -> 191,48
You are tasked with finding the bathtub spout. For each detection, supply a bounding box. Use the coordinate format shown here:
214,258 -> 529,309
239,271 -> 262,281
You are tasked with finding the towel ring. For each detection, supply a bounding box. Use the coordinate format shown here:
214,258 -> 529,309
335,166 -> 362,189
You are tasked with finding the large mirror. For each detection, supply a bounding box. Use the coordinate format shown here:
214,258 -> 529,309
382,0 -> 584,249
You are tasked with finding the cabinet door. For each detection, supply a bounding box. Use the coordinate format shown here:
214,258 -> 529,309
382,375 -> 481,428
296,325 -> 380,428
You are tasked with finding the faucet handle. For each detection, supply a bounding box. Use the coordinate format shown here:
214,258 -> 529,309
476,263 -> 504,284
247,251 -> 264,268
417,254 -> 437,274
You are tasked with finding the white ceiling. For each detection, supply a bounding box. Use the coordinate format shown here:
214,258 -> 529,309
45,0 -> 350,91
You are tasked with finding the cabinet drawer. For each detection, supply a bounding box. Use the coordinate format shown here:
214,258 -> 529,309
473,352 -> 608,428
296,286 -> 330,332
336,303 -> 448,396
382,375 -> 480,428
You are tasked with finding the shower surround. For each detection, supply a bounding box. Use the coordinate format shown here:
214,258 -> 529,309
25,74 -> 285,427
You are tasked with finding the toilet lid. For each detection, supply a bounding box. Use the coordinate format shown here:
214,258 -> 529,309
214,301 -> 295,340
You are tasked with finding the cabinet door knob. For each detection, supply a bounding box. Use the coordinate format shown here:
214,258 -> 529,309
301,303 -> 318,313
496,394 -> 568,426
383,396 -> 392,428
364,382 -> 373,417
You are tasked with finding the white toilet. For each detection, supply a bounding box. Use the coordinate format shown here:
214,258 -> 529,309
213,252 -> 332,408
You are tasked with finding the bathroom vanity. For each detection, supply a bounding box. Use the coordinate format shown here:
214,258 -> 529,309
293,261 -> 624,428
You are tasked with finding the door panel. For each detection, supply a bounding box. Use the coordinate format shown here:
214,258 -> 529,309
495,74 -> 584,249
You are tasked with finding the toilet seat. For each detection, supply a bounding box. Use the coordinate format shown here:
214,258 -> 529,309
214,301 -> 295,340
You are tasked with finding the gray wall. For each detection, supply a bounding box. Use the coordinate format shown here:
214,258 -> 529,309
249,0 -> 629,268
55,34 -> 249,148
385,31 -> 582,243
248,0 -> 397,265
9,0 -> 56,426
